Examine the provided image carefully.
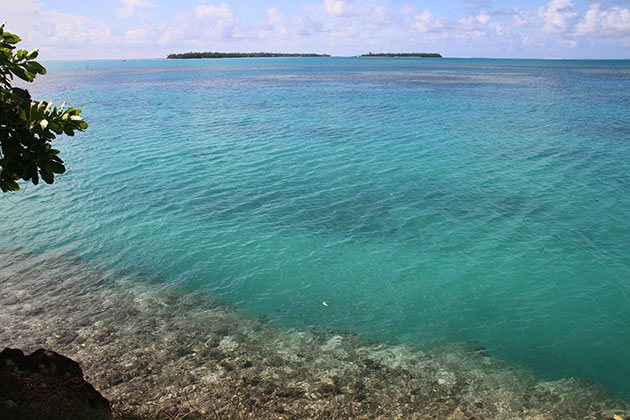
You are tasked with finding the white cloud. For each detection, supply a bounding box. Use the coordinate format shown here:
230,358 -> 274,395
118,0 -> 156,19
324,0 -> 357,17
369,5 -> 397,26
478,12 -> 491,25
511,9 -> 529,27
574,4 -> 630,36
2,0 -> 630,59
1,1 -> 39,15
401,6 -> 416,15
157,26 -> 185,46
539,0 -> 578,33
293,15 -> 324,37
412,10 -> 445,33
559,38 -> 578,48
194,3 -> 235,21
266,8 -> 283,26
4,0 -> 113,51
458,11 -> 491,29
259,8 -> 288,38
120,27 -> 147,44
43,13 -> 113,46
455,11 -> 492,40
192,3 -> 238,39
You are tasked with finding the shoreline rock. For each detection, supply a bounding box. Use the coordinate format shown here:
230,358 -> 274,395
0,347 -> 111,420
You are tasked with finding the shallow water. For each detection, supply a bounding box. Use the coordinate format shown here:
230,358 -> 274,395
1,57 -> 629,399
1,247 -> 628,418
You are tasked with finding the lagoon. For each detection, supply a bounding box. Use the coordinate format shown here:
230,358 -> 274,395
1,57 -> 629,410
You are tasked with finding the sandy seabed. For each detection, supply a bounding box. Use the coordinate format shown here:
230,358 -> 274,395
0,248 -> 628,419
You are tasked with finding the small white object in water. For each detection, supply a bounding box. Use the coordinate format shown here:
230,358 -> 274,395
322,301 -> 329,307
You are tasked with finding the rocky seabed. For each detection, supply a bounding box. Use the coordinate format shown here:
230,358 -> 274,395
1,248 -> 628,419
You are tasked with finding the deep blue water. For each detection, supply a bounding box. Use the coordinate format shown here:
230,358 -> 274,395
2,57 -> 629,397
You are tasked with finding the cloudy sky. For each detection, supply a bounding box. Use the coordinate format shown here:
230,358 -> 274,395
2,0 -> 629,60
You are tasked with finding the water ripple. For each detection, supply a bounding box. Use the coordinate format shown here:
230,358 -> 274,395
2,57 -> 630,398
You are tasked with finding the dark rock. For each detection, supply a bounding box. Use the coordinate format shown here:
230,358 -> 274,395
75,381 -> 111,410
23,348 -> 83,378
1,400 -> 17,409
107,372 -> 130,387
263,385 -> 274,395
0,347 -> 111,419
0,348 -> 25,370
318,382 -> 342,396
353,392 -> 367,401
363,358 -> 380,369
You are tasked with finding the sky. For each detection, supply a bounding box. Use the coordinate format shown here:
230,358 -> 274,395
2,0 -> 629,60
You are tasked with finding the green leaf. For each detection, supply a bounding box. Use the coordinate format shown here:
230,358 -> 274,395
0,179 -> 20,193
0,26 -> 88,193
12,66 -> 34,82
12,87 -> 31,102
26,61 -> 46,75
30,168 -> 39,185
40,165 -> 54,184
48,121 -> 63,135
1,32 -> 21,44
49,161 -> 66,174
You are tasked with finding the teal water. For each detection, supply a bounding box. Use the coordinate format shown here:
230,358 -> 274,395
2,57 -> 629,398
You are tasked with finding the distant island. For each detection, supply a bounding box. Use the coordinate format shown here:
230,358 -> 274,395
167,52 -> 331,59
360,53 -> 442,58
166,52 -> 442,59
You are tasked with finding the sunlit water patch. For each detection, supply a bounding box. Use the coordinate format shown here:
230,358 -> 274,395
1,58 -> 629,401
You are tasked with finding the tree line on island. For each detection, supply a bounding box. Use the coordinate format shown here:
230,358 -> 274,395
359,52 -> 442,58
167,52 -> 331,59
167,51 -> 442,59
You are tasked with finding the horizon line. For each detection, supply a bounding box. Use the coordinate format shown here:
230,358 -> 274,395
39,56 -> 630,62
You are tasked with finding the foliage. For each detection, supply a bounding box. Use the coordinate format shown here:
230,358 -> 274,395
167,51 -> 331,59
360,52 -> 442,58
0,23 -> 88,192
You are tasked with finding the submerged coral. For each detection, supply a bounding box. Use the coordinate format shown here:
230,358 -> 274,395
0,248 -> 628,419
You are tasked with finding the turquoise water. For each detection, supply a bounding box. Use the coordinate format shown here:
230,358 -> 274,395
2,57 -> 629,398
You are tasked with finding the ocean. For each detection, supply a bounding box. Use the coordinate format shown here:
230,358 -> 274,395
1,57 -> 629,405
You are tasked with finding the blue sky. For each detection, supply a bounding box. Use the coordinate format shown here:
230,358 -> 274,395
3,0 -> 629,59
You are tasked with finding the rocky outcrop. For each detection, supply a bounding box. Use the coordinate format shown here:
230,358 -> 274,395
0,348 -> 111,420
